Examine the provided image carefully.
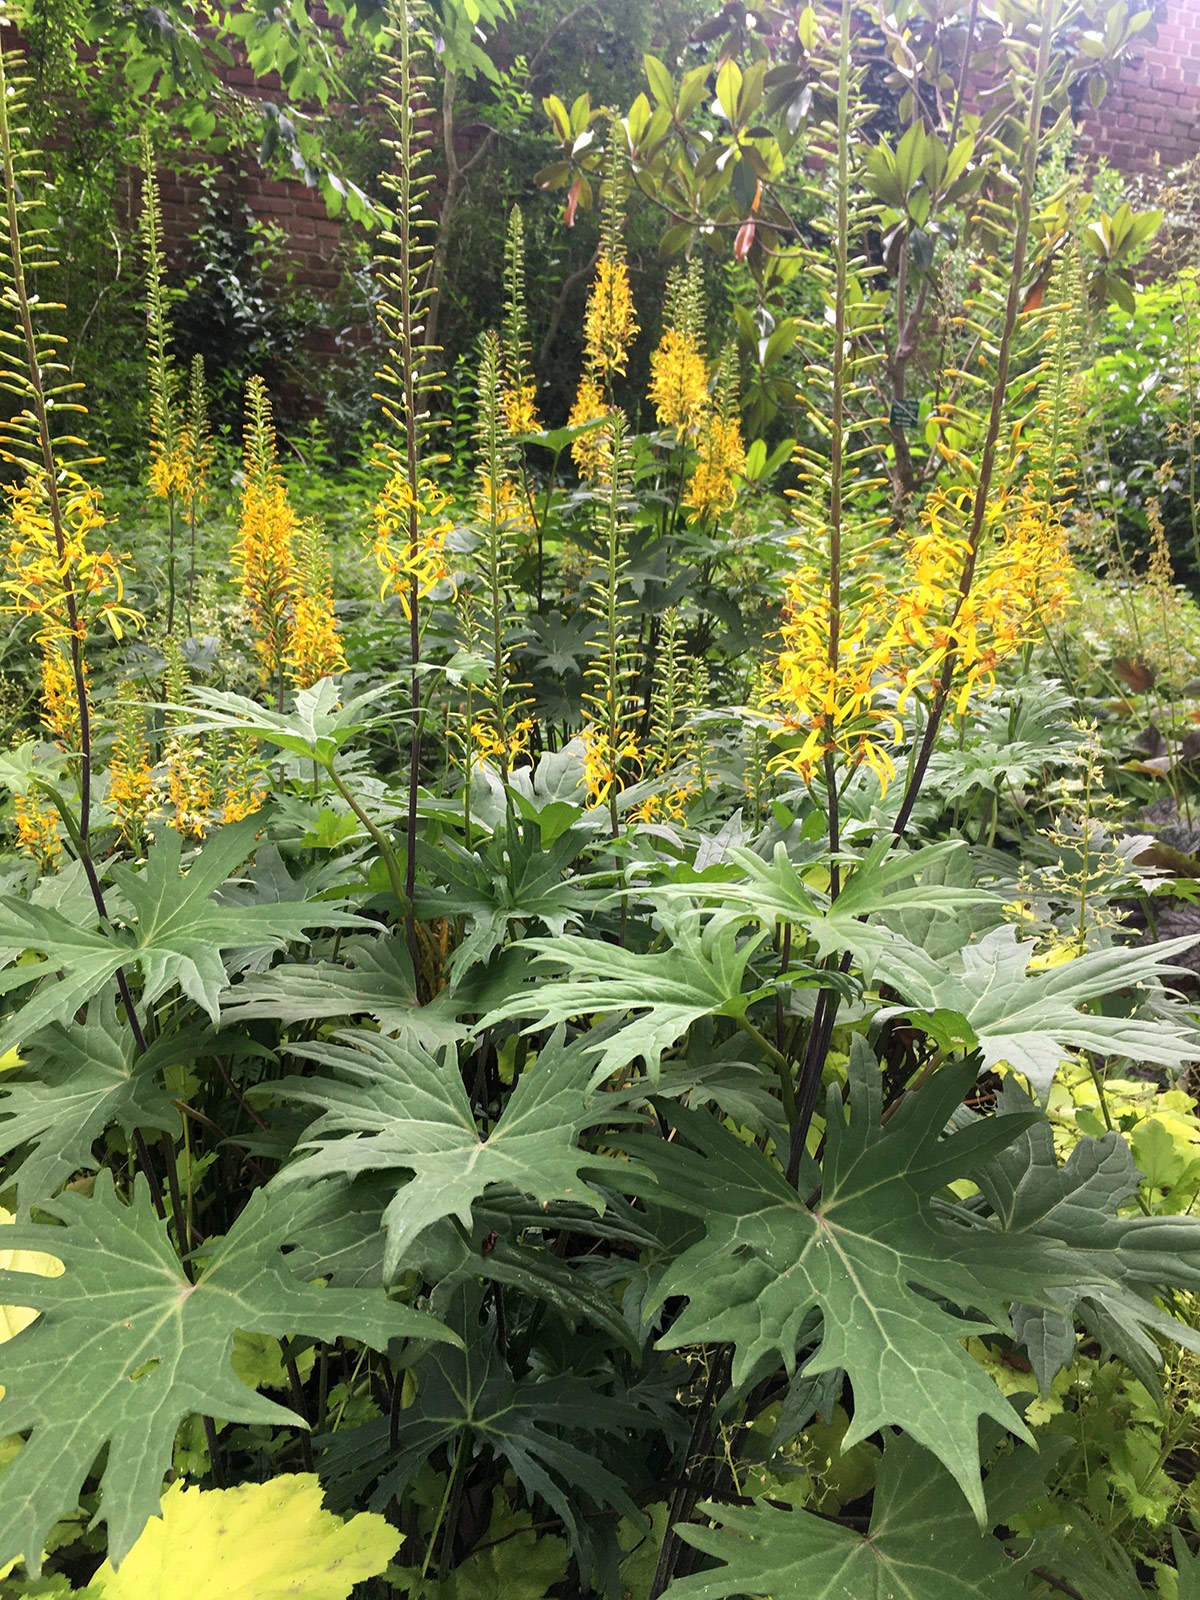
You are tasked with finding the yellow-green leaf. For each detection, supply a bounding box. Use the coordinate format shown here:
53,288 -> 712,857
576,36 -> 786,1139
91,1475 -> 400,1600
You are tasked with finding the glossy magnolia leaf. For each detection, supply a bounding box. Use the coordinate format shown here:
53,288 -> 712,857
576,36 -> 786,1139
220,933 -> 468,1051
480,909 -> 779,1081
0,997 -> 178,1210
272,1027 -> 620,1280
90,1475 -> 400,1599
0,1173 -> 454,1572
666,1433 -> 1029,1599
633,1057 -> 1047,1520
874,924 -> 1199,1096
0,819 -> 361,1054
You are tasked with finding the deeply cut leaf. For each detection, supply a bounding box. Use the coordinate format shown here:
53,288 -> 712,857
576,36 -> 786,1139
0,819 -> 361,1053
272,1027 -> 621,1279
0,1173 -> 454,1571
0,997 -> 178,1210
874,924 -> 1198,1096
665,1432 -> 1029,1598
632,1046 -> 1200,1521
480,910 -> 778,1081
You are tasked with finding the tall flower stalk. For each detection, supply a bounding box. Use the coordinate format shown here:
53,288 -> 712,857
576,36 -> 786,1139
371,0 -> 443,935
582,411 -> 641,839
141,138 -> 185,634
233,377 -> 297,707
0,36 -> 184,1237
183,353 -> 213,631
472,328 -> 530,786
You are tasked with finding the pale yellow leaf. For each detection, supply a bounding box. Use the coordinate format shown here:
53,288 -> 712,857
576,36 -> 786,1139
90,1474 -> 401,1600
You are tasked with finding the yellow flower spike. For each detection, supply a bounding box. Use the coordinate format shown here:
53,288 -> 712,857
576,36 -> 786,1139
285,520 -> 345,690
583,255 -> 639,378
163,733 -> 212,841
582,723 -> 642,807
221,732 -> 268,825
2,472 -> 140,646
370,472 -> 455,619
13,792 -> 61,868
501,380 -> 539,437
107,684 -> 155,844
568,376 -> 615,482
649,327 -> 709,438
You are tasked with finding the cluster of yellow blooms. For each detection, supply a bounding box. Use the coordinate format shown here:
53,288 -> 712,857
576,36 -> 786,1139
149,416 -> 212,510
287,520 -> 347,689
568,145 -> 639,484
501,381 -> 539,438
630,784 -> 695,825
371,471 -> 455,619
582,722 -> 642,806
567,377 -> 616,481
772,491 -> 1073,791
470,714 -> 534,769
582,256 -> 640,380
649,328 -> 709,439
684,411 -> 747,523
14,792 -> 60,867
647,265 -> 746,522
107,685 -> 155,843
3,473 -> 137,646
220,731 -> 268,825
232,380 -> 345,691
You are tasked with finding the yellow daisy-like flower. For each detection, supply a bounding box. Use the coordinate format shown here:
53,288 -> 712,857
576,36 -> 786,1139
582,723 -> 641,806
371,473 -> 455,620
583,255 -> 639,377
649,328 -> 709,437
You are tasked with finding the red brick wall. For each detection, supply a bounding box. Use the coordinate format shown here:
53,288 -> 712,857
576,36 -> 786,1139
1078,0 -> 1200,170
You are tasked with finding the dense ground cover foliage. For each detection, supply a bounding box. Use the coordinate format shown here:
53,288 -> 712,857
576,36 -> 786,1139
5,0 -> 1200,1595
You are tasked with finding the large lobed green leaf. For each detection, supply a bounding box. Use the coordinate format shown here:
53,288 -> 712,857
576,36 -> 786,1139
0,819 -> 362,1054
270,1027 -> 624,1280
0,1174 -> 454,1571
480,910 -> 779,1082
631,1047 -> 1200,1522
666,1433 -> 1030,1598
0,998 -> 179,1211
874,924 -> 1199,1096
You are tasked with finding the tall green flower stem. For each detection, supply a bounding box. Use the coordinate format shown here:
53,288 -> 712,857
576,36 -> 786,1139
785,0 -> 1061,1184
374,0 -> 442,957
141,139 -> 183,634
0,41 -> 190,1257
784,0 -> 854,1185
